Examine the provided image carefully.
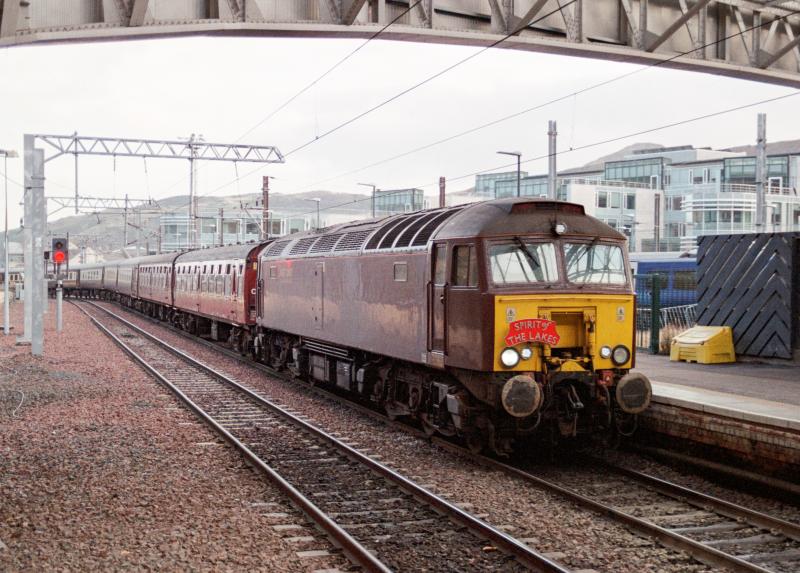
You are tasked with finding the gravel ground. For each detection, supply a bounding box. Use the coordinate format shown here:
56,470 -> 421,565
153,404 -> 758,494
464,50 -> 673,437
101,301 -> 726,573
0,301 -> 352,572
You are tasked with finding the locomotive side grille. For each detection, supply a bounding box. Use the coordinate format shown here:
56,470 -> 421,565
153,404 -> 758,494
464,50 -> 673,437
378,213 -> 426,249
394,211 -> 441,248
265,240 -> 290,257
303,339 -> 351,360
310,233 -> 344,254
411,207 -> 464,246
289,237 -> 318,256
334,230 -> 373,252
365,215 -> 411,250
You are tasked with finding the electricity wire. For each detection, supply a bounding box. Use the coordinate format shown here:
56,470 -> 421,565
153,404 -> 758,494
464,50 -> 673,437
189,4 -> 799,204
178,0 -> 579,205
153,1 -> 424,202
289,88 -> 800,218
282,0 -> 579,157
285,7 -> 800,194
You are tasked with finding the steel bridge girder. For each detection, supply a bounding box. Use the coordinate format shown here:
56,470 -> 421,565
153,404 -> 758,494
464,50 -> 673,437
1,0 -> 800,86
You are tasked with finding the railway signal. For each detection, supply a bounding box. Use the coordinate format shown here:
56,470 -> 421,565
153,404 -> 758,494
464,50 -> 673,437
52,238 -> 68,267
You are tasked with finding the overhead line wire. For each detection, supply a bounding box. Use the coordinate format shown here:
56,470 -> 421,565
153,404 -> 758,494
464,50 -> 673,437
287,7 -> 800,193
238,0 -> 424,143
155,1 -> 424,209
282,0 -> 579,157
157,5 -> 800,219
289,89 -> 800,218
192,0 -> 579,201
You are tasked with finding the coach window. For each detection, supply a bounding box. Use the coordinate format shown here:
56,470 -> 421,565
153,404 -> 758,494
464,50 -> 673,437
452,245 -> 478,287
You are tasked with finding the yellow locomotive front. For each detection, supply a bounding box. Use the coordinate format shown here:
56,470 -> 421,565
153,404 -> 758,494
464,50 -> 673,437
484,222 -> 652,443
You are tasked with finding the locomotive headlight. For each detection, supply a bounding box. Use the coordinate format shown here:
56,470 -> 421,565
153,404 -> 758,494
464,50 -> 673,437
612,345 -> 631,366
500,348 -> 521,368
520,347 -> 533,360
554,223 -> 567,235
599,346 -> 612,359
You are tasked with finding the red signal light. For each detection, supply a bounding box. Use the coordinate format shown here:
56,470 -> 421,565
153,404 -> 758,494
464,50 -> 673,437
53,251 -> 66,264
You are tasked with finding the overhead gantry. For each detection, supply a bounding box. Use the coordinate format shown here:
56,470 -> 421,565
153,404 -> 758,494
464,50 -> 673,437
1,1 -> 800,87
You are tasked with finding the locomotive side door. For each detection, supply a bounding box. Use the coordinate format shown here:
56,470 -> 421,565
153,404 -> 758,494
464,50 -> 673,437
312,262 -> 324,330
428,242 -> 448,365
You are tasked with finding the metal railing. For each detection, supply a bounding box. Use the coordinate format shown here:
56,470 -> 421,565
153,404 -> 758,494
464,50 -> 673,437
634,273 -> 697,354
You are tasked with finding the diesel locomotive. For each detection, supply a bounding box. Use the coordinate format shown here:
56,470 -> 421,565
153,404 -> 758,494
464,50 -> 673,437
63,198 -> 652,455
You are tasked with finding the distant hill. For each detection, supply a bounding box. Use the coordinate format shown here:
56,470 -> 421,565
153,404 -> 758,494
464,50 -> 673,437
3,189 -> 376,259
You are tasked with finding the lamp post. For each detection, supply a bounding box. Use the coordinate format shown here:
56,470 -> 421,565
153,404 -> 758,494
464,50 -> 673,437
358,182 -> 377,217
497,151 -> 522,197
1,149 -> 18,336
304,198 -> 321,230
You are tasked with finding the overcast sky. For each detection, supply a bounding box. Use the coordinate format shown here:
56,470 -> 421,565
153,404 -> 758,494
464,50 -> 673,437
1,35 -> 799,227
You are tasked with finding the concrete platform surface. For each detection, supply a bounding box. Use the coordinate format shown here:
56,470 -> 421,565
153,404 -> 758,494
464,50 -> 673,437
634,354 -> 800,431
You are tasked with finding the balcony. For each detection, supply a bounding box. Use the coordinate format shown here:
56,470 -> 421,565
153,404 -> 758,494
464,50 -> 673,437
669,182 -> 797,196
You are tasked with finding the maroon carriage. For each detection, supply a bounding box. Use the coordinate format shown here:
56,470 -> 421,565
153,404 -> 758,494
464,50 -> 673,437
136,253 -> 181,318
172,243 -> 267,350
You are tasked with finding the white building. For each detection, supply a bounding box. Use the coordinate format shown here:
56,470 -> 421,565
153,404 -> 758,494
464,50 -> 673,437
470,139 -> 800,252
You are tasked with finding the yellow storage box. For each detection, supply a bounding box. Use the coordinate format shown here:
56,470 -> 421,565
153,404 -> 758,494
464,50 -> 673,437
669,326 -> 736,364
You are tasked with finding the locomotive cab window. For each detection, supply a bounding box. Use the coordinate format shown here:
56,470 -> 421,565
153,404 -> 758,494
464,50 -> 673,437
564,243 -> 627,285
489,241 -> 557,285
452,245 -> 478,287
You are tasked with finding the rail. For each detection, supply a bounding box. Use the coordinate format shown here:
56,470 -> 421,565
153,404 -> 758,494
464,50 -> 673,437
75,300 -> 568,573
82,299 -> 800,573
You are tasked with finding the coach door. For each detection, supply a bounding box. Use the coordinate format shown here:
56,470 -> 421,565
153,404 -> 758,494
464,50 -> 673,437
428,243 -> 447,365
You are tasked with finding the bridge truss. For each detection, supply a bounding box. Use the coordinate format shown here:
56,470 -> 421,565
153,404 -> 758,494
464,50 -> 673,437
1,1 -> 800,86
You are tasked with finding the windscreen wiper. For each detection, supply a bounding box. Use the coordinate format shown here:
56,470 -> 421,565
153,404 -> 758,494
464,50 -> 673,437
513,236 -> 540,270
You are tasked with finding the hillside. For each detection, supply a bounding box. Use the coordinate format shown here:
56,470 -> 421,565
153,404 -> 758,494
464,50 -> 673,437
4,189 -> 376,258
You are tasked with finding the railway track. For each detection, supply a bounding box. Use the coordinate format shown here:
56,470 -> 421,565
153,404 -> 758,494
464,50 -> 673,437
75,300 -> 567,573
460,451 -> 800,573
85,299 -> 800,573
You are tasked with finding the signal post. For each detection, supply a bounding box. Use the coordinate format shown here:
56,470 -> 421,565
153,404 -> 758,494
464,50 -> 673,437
52,238 -> 67,333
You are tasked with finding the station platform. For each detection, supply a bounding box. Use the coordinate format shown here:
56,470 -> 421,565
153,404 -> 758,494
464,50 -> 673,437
633,354 -> 799,477
635,354 -> 800,430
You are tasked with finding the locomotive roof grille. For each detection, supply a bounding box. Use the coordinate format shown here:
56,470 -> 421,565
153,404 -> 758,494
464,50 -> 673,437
334,230 -> 373,251
365,215 -> 412,250
289,237 -> 318,256
265,240 -> 290,257
393,211 -> 441,248
310,233 -> 344,254
378,213 -> 425,249
411,208 -> 463,246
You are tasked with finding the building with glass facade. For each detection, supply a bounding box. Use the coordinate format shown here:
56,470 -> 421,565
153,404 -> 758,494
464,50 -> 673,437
475,171 -> 528,197
471,139 -> 800,252
373,188 -> 425,216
